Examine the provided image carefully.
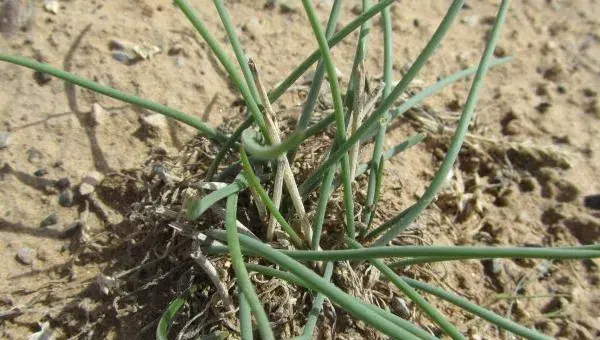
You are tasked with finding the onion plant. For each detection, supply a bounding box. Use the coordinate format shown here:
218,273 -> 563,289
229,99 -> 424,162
2,0 -> 599,339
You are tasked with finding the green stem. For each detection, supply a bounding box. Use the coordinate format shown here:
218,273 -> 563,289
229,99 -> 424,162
348,239 -> 465,340
302,0 -> 356,239
239,291 -> 254,340
208,231 -> 419,338
225,194 -> 274,340
240,148 -> 304,248
290,0 -> 343,164
300,262 -> 334,339
363,2 -> 394,230
297,0 -> 465,198
245,263 -> 436,340
0,54 -> 227,143
204,244 -> 600,262
404,278 -> 552,340
268,0 -> 397,102
174,0 -> 269,140
375,0 -> 509,246
213,0 -> 261,104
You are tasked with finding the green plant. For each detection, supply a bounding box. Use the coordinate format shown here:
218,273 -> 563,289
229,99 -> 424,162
2,0 -> 599,339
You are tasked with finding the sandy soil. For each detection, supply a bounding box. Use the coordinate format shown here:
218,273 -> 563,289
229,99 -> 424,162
1,0 -> 599,339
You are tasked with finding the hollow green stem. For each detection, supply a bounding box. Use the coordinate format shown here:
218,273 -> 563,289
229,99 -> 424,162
245,263 -> 436,340
300,262 -> 334,339
289,0 -> 343,164
302,0 -> 356,239
375,0 -> 508,246
404,278 -> 552,340
205,244 -> 600,262
225,193 -> 274,340
0,54 -> 227,143
213,0 -> 261,104
240,148 -> 304,248
268,0 -> 397,102
239,292 -> 253,340
298,0 -> 465,198
363,2 -> 394,230
207,231 -> 419,338
348,239 -> 465,340
187,175 -> 247,221
174,0 -> 270,140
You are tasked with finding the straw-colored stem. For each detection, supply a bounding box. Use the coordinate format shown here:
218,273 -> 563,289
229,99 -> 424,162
249,60 -> 313,245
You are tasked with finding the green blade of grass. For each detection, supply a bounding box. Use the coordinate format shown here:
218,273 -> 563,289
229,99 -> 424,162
207,231 -> 420,338
391,244 -> 600,266
312,0 -> 373,251
311,166 -> 337,250
206,245 -> 600,262
292,0 -> 342,146
268,0 -> 397,102
0,54 -> 227,143
344,0 -> 373,117
347,239 -> 465,340
297,0 -> 465,197
233,56 -> 511,174
239,292 -> 253,340
156,297 -> 186,340
245,263 -> 436,340
174,0 -> 270,140
364,154 -> 385,234
403,278 -> 553,340
186,176 -> 247,221
225,193 -> 274,340
300,261 -> 334,339
241,128 -> 307,160
375,0 -> 509,246
299,56 -> 511,159
240,148 -> 304,248
302,0 -> 356,239
363,2 -> 394,229
213,0 -> 261,104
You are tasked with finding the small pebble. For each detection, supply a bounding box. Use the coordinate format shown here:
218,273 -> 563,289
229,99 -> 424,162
36,248 -> 48,261
90,103 -> 108,126
109,39 -> 126,51
112,51 -> 136,65
34,71 -> 53,86
43,0 -> 59,14
34,168 -> 48,177
79,182 -> 95,196
279,1 -> 299,13
83,171 -> 104,186
58,189 -> 74,207
56,177 -> 71,190
491,259 -> 503,274
0,132 -> 10,149
140,114 -> 169,138
175,55 -> 185,68
584,194 -> 600,210
16,248 -> 36,265
461,15 -> 479,27
40,213 -> 58,227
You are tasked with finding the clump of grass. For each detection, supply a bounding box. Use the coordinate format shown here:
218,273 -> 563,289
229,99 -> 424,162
2,0 -> 599,339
